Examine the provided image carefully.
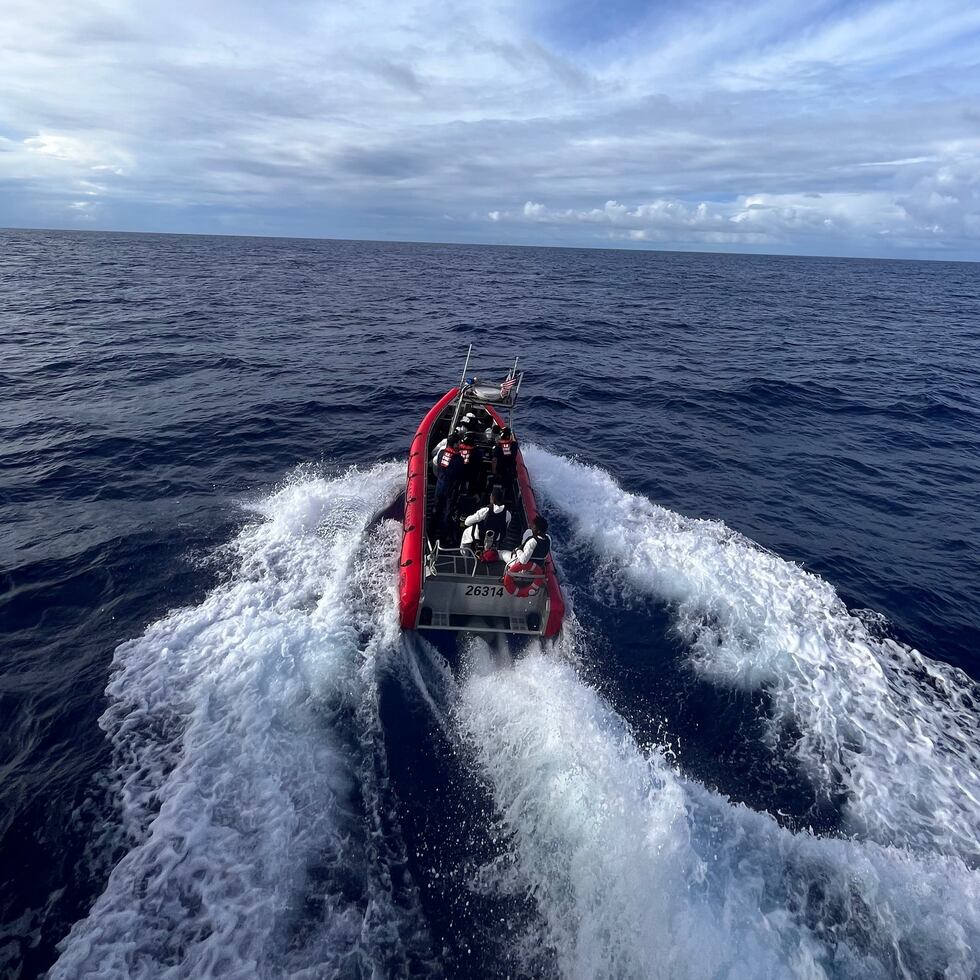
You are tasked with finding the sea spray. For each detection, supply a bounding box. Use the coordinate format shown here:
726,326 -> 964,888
456,647 -> 980,980
524,446 -> 980,865
52,464 -> 434,978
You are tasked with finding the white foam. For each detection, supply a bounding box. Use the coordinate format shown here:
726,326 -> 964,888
53,463 -> 431,978
524,447 -> 980,864
457,649 -> 980,979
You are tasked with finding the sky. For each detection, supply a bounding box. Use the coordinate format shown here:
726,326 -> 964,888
1,0 -> 979,258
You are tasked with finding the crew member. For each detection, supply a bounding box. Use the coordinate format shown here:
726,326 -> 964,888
432,416 -> 477,475
462,412 -> 483,435
434,434 -> 465,537
456,429 -> 484,496
460,487 -> 512,548
505,515 -> 551,565
430,434 -> 448,475
431,424 -> 469,474
493,426 -> 519,482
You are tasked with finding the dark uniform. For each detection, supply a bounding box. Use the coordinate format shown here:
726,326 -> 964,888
434,445 -> 465,536
457,436 -> 484,498
494,433 -> 518,484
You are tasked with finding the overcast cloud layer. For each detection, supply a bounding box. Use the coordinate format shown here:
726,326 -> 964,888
1,0 -> 979,257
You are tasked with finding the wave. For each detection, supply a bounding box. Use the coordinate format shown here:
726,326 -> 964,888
455,645 -> 980,980
53,448 -> 980,979
52,463 -> 434,978
524,446 -> 980,865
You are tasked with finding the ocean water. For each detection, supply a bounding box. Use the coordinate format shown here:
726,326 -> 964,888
1,228 -> 979,978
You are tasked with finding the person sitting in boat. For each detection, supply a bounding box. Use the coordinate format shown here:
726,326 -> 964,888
493,426 -> 519,481
460,486 -> 512,549
434,434 -> 465,536
504,515 -> 551,565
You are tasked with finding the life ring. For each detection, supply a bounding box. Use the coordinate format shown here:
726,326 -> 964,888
503,561 -> 545,598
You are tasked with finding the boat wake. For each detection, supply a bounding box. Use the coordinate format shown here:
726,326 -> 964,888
453,644 -> 980,979
525,445 -> 980,867
53,463 -> 434,978
56,452 -> 980,979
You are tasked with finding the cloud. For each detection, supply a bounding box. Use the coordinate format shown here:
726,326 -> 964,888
0,0 -> 978,257
67,199 -> 99,221
23,132 -> 131,173
489,154 -> 980,253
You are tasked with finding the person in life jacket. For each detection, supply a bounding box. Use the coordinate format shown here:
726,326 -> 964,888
431,415 -> 481,475
504,514 -> 551,565
430,432 -> 450,474
434,434 -> 466,537
493,426 -> 519,481
460,486 -> 512,549
456,430 -> 484,496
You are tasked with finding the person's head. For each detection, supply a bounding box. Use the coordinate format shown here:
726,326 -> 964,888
501,427 -> 512,439
490,486 -> 504,506
491,424 -> 502,437
533,515 -> 549,536
447,433 -> 459,448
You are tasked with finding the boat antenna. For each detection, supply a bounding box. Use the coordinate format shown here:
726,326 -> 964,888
502,356 -> 519,424
449,343 -> 473,433
508,370 -> 524,425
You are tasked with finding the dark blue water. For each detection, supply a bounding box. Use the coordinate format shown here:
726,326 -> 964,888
2,229 -> 979,978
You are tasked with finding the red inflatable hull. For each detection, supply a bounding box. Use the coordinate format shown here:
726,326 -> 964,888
399,387 -> 459,631
398,389 -> 565,637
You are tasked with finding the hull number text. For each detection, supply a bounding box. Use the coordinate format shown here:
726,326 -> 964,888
465,585 -> 505,597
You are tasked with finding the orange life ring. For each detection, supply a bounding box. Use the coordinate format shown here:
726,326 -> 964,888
503,561 -> 546,598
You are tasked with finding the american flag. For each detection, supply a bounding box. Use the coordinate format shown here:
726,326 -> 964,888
500,375 -> 518,398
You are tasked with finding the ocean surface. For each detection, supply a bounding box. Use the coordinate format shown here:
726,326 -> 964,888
2,228 -> 979,979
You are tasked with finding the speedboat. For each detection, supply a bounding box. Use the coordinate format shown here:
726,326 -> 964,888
398,349 -> 565,637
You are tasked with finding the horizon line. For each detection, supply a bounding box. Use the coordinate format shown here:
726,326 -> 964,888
2,223 -> 978,267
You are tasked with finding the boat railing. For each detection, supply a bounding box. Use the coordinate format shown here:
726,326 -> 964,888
425,539 -> 498,578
